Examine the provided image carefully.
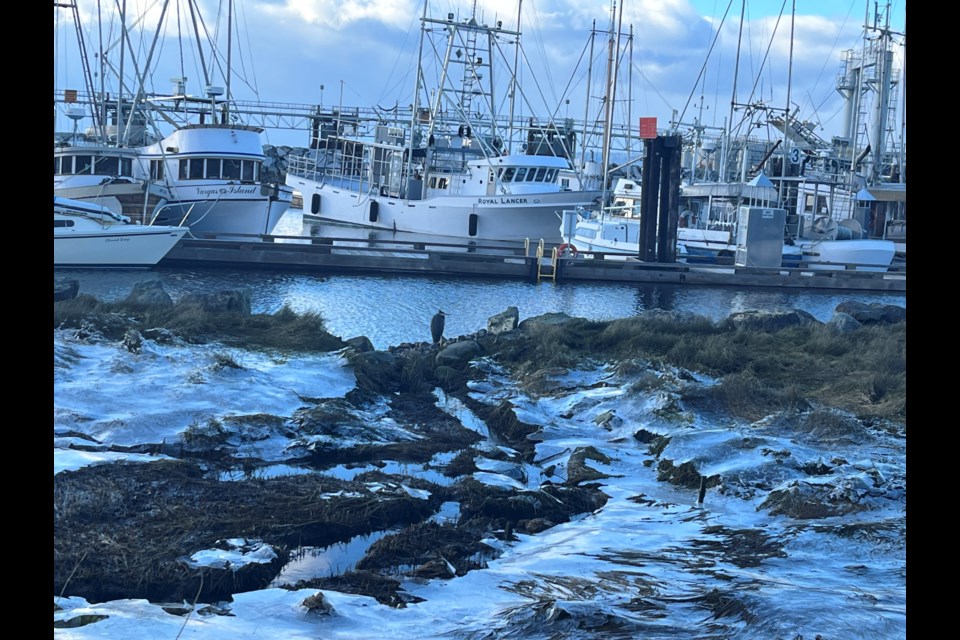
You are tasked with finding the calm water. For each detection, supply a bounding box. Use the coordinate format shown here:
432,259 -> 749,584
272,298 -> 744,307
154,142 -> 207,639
55,211 -> 906,350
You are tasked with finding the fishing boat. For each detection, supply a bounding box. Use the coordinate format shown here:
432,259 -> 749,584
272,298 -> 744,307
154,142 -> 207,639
54,196 -> 187,268
285,3 -> 603,243
53,1 -> 293,238
561,0 -> 904,270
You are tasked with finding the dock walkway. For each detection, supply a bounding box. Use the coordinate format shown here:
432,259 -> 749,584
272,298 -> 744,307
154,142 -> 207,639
160,233 -> 906,293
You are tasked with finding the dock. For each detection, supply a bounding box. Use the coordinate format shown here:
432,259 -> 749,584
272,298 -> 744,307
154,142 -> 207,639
159,233 -> 906,293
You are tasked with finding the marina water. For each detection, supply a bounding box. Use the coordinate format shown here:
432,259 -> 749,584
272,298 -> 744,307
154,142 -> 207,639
56,211 -> 906,350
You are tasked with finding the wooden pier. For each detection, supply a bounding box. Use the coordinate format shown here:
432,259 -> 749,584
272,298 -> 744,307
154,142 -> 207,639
159,233 -> 906,293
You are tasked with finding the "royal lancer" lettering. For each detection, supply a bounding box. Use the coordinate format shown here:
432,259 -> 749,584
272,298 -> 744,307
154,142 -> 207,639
476,197 -> 529,205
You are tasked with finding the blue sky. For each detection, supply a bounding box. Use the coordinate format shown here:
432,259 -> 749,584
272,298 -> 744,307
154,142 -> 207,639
53,1 -> 906,149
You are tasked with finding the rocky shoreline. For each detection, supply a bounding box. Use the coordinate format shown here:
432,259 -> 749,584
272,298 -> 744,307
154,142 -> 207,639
54,277 -> 906,615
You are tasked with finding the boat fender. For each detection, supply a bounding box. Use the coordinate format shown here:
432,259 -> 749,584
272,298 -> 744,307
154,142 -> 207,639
557,243 -> 579,258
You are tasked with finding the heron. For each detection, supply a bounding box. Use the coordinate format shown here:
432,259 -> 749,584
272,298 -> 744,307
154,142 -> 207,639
430,310 -> 446,345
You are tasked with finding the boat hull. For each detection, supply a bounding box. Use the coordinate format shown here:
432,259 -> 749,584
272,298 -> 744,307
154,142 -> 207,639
151,186 -> 294,237
54,224 -> 187,268
291,175 -> 602,243
790,239 -> 897,271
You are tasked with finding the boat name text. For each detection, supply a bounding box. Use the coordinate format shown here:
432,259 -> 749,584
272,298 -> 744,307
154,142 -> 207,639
476,197 -> 529,205
196,185 -> 259,197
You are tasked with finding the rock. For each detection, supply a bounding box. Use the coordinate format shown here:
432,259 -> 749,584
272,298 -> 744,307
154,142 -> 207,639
124,280 -> 174,307
878,304 -> 906,324
722,309 -> 821,332
522,518 -> 556,534
834,301 -> 904,325
435,340 -> 483,367
345,336 -> 375,352
179,289 -> 252,314
827,312 -> 861,333
122,328 -> 142,354
833,301 -> 882,323
487,306 -> 519,334
54,277 -> 80,302
518,312 -> 575,329
301,592 -> 334,615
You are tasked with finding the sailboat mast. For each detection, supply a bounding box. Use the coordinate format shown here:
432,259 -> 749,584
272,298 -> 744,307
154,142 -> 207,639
225,0 -> 233,123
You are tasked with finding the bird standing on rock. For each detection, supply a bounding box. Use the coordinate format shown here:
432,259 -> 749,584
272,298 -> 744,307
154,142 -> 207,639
431,310 -> 447,345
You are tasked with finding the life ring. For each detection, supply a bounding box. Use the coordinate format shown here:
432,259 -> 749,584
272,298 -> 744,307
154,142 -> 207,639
557,243 -> 579,258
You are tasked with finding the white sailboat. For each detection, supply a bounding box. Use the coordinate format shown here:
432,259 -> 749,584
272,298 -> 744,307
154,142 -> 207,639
54,196 -> 187,268
285,1 -> 603,243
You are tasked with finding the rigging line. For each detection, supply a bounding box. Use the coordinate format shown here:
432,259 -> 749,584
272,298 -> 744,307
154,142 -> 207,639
669,0 -> 735,136
741,0 -> 787,112
804,0 -> 860,131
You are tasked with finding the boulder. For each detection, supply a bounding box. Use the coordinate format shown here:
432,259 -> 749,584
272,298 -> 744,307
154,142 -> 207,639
124,280 -> 173,307
344,336 -> 375,352
436,340 -> 483,368
722,309 -> 820,332
827,312 -> 862,333
487,306 -> 519,334
179,289 -> 252,314
54,277 -> 80,302
518,312 -> 576,329
833,301 -> 883,323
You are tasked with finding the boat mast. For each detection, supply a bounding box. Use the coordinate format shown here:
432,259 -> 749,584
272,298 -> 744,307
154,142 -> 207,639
506,0 -> 523,153
225,0 -> 233,123
578,20 -> 597,176
599,0 -> 623,209
778,0 -> 795,208
722,0 -> 746,182
408,0 -> 430,181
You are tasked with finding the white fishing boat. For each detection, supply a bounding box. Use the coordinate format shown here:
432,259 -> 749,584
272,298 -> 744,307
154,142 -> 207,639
54,196 -> 187,268
562,0 -> 904,272
53,1 -> 293,238
285,3 -> 602,243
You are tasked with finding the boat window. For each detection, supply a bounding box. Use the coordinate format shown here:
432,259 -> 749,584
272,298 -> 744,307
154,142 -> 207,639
560,177 -> 570,190
54,219 -> 75,228
206,158 -> 223,179
525,168 -> 538,182
437,177 -> 449,189
222,159 -> 242,180
514,168 -> 527,182
545,168 -> 557,182
150,160 -> 164,180
241,160 -> 256,181
534,168 -> 546,181
121,158 -> 132,176
502,168 -> 515,182
179,160 -> 189,180
75,155 -> 93,174
189,159 -> 205,179
54,157 -> 61,175
95,156 -> 119,176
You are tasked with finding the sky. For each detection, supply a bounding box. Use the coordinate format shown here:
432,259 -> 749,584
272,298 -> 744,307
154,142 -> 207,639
54,319 -> 906,638
53,0 -> 906,150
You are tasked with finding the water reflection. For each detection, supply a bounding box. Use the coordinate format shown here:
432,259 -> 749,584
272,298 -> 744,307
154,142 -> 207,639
55,210 -> 906,350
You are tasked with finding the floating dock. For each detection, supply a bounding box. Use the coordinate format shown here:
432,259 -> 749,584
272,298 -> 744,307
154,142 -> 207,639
159,233 -> 906,293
